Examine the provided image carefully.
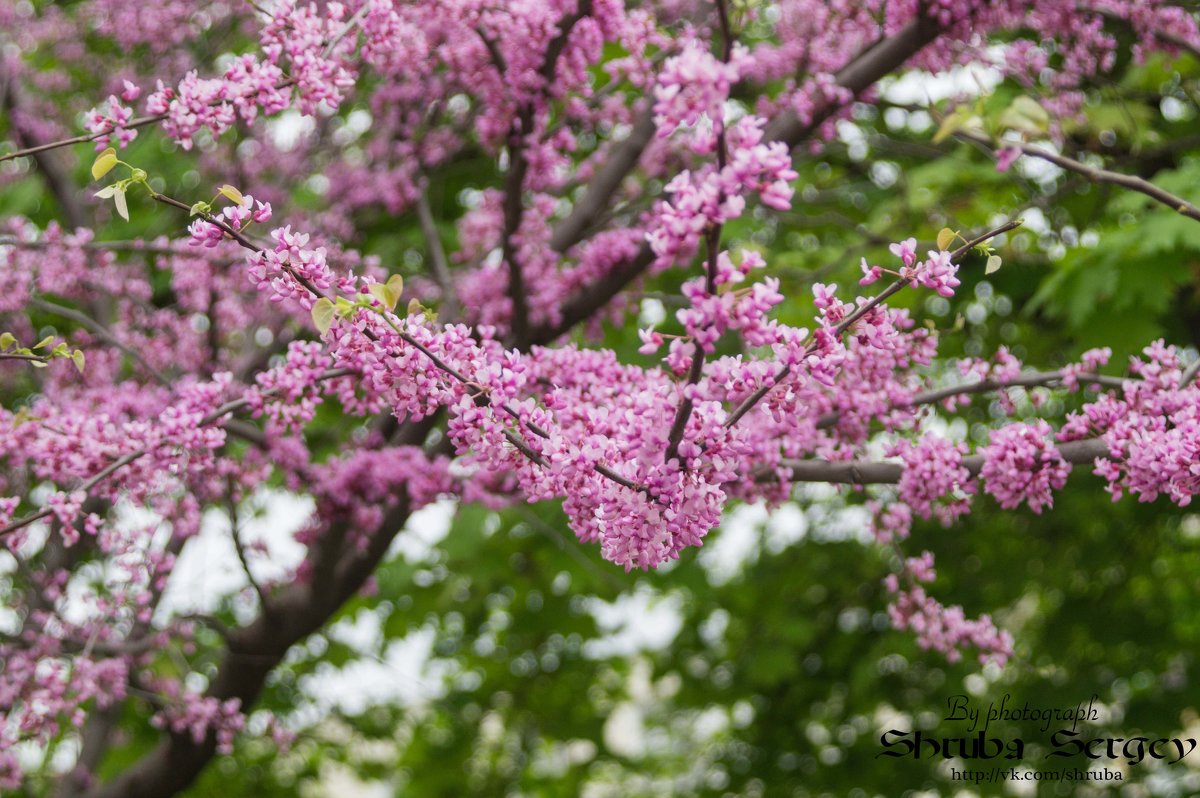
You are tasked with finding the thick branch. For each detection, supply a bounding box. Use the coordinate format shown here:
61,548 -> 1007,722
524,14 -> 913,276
84,495 -> 415,798
504,0 -> 594,349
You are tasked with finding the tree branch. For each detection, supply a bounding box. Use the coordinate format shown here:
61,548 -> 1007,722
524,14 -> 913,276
772,437 -> 1111,484
531,12 -> 946,345
962,130 -> 1200,225
816,369 -> 1128,429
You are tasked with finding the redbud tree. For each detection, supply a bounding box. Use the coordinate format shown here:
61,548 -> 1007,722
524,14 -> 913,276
2,0 -> 1200,794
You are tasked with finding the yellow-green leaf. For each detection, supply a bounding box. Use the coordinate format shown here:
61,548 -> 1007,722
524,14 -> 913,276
985,254 -> 1002,275
0,332 -> 13,351
386,274 -> 404,302
999,96 -> 1050,135
33,336 -> 54,350
311,298 -> 335,334
72,350 -> 85,373
91,148 -> 118,181
937,228 -> 957,251
367,283 -> 394,310
218,185 -> 245,205
407,297 -> 424,318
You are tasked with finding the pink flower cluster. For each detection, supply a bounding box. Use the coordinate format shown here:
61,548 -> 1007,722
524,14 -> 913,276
246,341 -> 335,432
648,116 -> 798,266
889,435 -> 974,525
260,1 -> 358,115
147,56 -> 289,149
884,552 -> 1014,666
980,420 -> 1071,513
653,40 -> 751,140
247,225 -> 340,307
85,92 -> 136,150
151,691 -> 245,754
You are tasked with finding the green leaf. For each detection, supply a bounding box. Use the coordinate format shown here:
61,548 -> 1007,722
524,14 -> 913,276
936,228 -> 957,251
311,298 -> 336,334
367,283 -> 394,310
72,350 -> 85,373
999,95 -> 1050,135
33,336 -> 55,350
0,332 -> 13,351
94,185 -> 119,199
91,148 -> 118,180
386,274 -> 404,302
218,185 -> 245,205
932,108 -> 980,144
985,254 -> 1002,274
113,186 -> 129,221
189,201 -> 211,216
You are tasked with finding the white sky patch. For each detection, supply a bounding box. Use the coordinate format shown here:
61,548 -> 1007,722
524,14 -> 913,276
698,501 -> 769,585
386,499 -> 455,564
297,625 -> 452,716
157,488 -> 312,621
583,585 -> 684,659
267,110 -> 315,151
883,59 -> 1004,106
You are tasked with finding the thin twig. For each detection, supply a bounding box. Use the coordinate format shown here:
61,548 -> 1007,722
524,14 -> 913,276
414,191 -> 459,322
31,298 -> 170,384
961,130 -> 1200,225
227,476 -> 271,614
723,219 -> 1023,430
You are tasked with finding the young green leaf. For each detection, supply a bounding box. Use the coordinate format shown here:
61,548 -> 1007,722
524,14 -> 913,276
218,185 -> 245,205
72,350 -> 86,373
936,228 -> 957,251
0,332 -> 13,351
91,148 -> 118,180
378,274 -> 404,309
367,283 -> 395,310
33,336 -> 55,350
999,96 -> 1050,135
985,254 -> 1002,274
386,273 -> 404,301
311,298 -> 336,334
